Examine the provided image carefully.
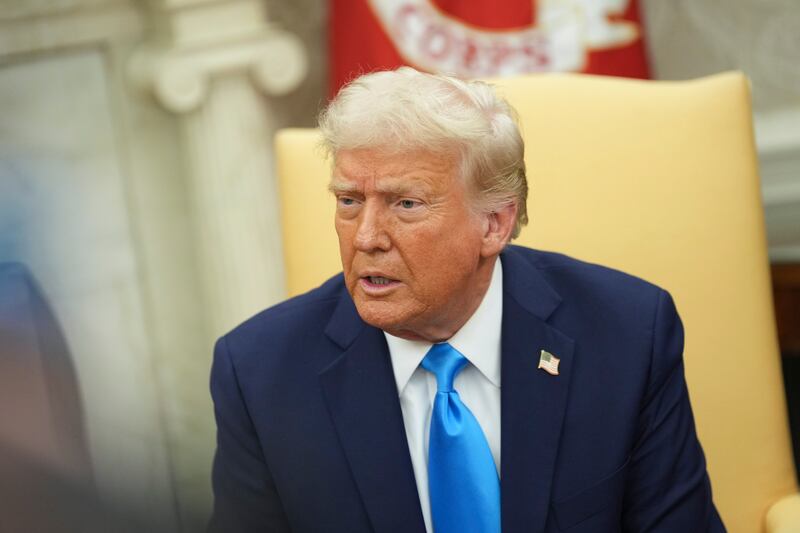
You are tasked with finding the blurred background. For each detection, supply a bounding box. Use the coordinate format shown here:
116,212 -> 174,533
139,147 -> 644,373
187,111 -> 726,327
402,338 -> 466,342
0,1 -> 797,532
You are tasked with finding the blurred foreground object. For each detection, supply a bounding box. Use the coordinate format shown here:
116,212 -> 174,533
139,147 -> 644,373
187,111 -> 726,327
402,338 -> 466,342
275,72 -> 799,532
0,263 -> 144,532
0,262 -> 91,482
0,444 -> 143,533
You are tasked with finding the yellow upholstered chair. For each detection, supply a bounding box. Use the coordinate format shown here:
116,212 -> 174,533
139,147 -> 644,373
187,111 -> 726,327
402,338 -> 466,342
274,72 -> 799,532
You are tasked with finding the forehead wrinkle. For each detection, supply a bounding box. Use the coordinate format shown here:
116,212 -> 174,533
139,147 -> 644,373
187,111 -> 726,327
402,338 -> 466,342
330,148 -> 458,197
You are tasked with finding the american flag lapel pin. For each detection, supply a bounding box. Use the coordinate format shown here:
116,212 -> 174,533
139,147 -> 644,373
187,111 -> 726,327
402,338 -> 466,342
538,349 -> 560,376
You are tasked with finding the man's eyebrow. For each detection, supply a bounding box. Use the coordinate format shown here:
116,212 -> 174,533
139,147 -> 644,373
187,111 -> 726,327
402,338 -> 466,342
328,178 -> 432,196
328,181 -> 359,194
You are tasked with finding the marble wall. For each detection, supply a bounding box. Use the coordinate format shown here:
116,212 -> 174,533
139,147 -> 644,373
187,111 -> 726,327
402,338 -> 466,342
0,0 -> 315,531
0,11 -> 178,531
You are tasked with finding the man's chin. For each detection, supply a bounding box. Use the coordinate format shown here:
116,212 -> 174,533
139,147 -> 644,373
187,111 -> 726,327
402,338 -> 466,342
353,299 -> 400,329
352,298 -> 413,334
352,300 -> 439,341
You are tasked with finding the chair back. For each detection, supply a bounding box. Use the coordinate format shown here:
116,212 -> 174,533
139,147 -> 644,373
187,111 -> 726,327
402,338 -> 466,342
274,72 -> 798,532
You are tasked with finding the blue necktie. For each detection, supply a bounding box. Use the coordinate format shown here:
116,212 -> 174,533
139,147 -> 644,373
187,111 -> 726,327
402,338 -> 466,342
422,343 -> 501,533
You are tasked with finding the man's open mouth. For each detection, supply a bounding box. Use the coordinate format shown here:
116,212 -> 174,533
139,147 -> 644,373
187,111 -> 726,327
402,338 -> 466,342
360,275 -> 400,291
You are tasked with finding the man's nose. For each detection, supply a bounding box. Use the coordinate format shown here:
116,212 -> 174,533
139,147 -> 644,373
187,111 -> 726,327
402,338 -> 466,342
354,202 -> 391,252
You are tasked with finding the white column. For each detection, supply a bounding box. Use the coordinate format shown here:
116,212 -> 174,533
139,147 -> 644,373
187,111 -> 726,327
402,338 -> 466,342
130,0 -> 307,339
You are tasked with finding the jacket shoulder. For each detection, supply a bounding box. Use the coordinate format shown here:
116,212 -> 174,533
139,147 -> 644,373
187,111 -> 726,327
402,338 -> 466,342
220,273 -> 347,359
506,245 -> 664,301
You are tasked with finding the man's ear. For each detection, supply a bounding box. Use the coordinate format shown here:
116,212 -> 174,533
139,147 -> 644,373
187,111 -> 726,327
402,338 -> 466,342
480,203 -> 518,258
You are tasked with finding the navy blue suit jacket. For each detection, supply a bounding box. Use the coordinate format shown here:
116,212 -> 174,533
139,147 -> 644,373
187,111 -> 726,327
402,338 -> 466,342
209,246 -> 725,532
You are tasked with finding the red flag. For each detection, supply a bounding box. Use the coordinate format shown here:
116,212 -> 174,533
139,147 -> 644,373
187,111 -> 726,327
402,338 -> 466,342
329,0 -> 650,97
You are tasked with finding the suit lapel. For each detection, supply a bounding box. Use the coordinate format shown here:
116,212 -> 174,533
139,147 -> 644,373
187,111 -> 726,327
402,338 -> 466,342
500,248 -> 575,533
319,294 -> 426,533
318,248 -> 575,533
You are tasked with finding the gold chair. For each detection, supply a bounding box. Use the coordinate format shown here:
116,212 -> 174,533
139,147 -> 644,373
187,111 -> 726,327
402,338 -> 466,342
274,72 -> 799,533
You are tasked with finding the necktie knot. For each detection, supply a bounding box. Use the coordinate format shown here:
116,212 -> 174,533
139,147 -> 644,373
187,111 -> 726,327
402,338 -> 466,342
421,343 -> 468,393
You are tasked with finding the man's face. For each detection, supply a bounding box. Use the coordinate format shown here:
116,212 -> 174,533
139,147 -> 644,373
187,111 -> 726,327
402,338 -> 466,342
332,148 -> 493,342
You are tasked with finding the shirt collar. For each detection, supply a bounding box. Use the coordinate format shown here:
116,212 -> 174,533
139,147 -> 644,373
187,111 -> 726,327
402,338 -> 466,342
385,257 -> 503,394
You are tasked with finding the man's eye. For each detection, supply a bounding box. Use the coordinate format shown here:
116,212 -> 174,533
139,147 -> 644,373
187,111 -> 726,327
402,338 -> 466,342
399,199 -> 418,209
338,197 -> 356,206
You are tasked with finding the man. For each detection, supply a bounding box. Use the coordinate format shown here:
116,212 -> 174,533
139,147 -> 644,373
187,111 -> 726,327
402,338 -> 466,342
209,67 -> 725,532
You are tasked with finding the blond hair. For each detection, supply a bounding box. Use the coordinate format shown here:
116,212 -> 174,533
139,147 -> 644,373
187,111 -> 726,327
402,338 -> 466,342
318,67 -> 528,238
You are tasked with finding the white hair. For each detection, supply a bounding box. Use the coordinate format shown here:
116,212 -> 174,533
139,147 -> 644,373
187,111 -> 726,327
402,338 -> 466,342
318,67 -> 528,238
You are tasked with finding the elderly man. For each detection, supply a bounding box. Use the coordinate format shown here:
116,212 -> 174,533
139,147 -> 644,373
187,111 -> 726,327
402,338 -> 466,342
208,68 -> 724,533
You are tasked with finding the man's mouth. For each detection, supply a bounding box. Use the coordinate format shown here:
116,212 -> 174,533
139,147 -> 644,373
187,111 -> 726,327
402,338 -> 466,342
359,275 -> 400,293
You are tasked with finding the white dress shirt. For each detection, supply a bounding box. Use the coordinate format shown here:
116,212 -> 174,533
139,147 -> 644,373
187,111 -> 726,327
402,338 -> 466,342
385,258 -> 503,533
